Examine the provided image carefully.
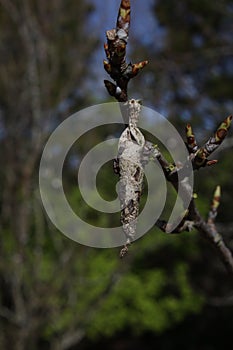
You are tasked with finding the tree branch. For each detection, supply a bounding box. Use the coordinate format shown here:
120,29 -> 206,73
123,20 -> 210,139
104,0 -> 148,102
104,0 -> 233,276
150,141 -> 233,276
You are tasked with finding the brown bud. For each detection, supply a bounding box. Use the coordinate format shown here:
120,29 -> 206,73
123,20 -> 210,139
104,80 -> 117,96
116,42 -> 126,57
104,43 -> 110,59
215,115 -> 232,143
186,123 -> 198,152
117,0 -> 131,34
131,61 -> 148,77
212,185 -> 221,210
207,160 -> 218,167
103,60 -> 112,74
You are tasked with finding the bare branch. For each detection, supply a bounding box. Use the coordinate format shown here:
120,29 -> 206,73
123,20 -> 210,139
208,186 -> 221,224
192,115 -> 232,169
105,0 -> 233,278
145,140 -> 233,276
104,0 -> 148,101
190,199 -> 233,276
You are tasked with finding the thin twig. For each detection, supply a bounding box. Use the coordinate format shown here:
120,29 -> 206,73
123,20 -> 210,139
104,0 -> 148,102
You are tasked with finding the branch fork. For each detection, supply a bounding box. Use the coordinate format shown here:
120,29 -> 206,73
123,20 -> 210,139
103,0 -> 233,275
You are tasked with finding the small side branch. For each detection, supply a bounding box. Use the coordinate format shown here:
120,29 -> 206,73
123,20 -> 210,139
146,139 -> 233,276
189,197 -> 233,276
208,185 -> 221,224
191,115 -> 232,169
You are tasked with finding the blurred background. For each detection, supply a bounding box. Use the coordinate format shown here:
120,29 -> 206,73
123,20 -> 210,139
0,0 -> 233,349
